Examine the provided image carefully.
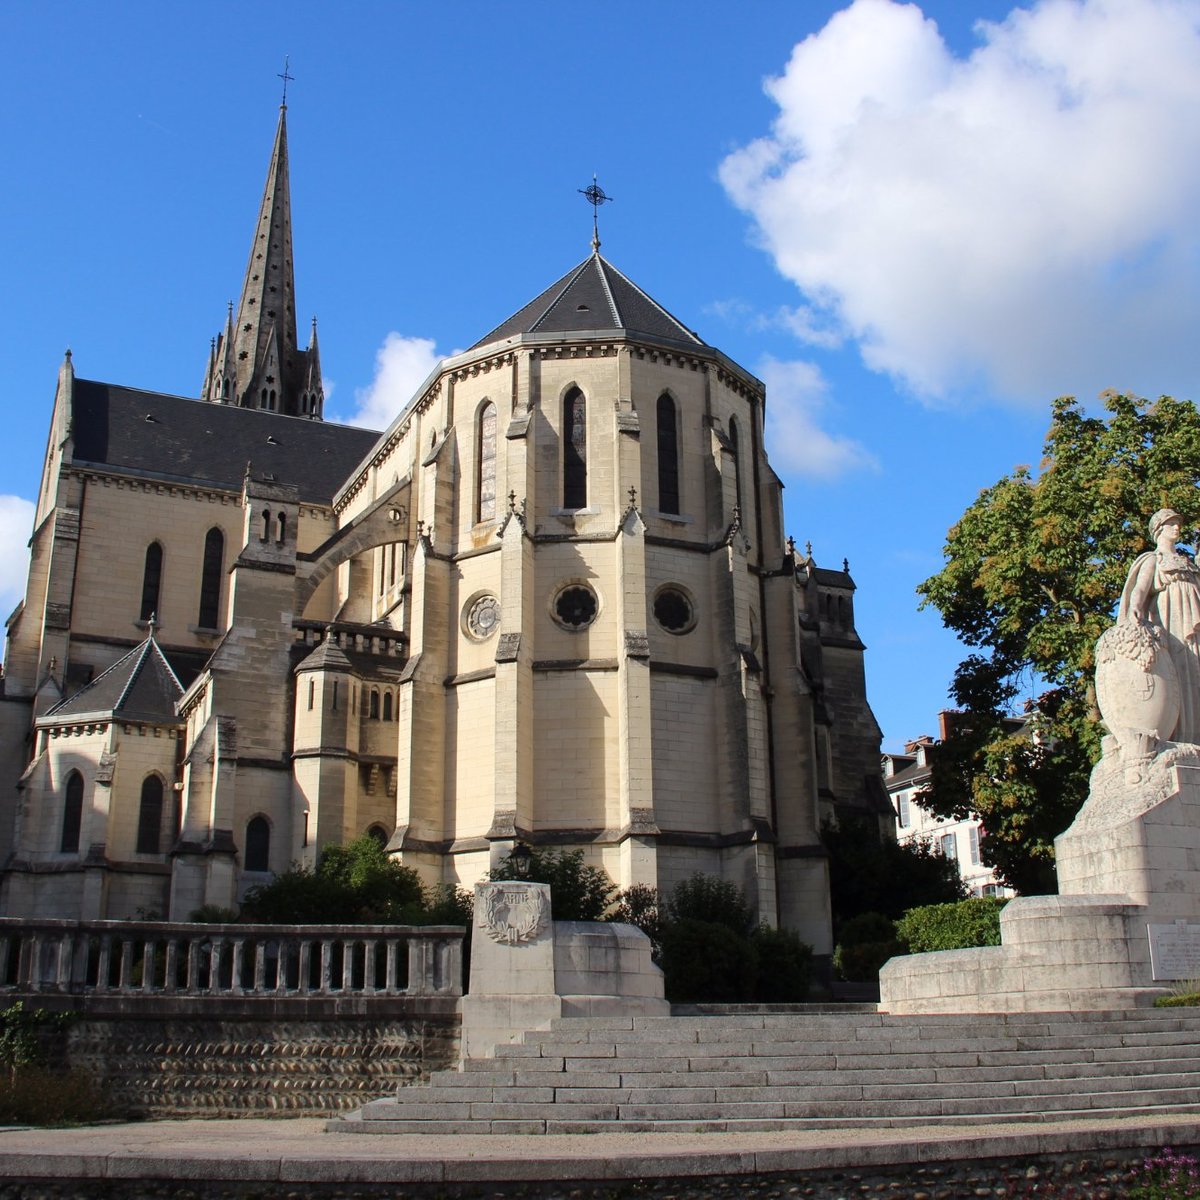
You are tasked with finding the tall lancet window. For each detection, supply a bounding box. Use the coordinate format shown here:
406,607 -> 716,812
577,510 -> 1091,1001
563,387 -> 587,509
61,771 -> 84,854
198,528 -> 224,630
136,774 -> 164,855
728,416 -> 743,514
140,543 -> 163,622
657,393 -> 680,514
477,401 -> 497,522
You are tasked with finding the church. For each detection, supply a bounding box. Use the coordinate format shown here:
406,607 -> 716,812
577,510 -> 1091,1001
0,102 -> 888,959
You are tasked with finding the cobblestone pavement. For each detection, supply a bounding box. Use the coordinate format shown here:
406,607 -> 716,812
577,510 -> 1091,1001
1,1116 -> 1199,1198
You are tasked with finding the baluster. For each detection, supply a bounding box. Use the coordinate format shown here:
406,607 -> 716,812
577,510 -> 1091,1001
253,942 -> 266,993
22,933 -> 41,991
363,936 -> 377,992
406,935 -> 430,996
163,939 -> 179,993
55,933 -> 73,991
445,935 -> 463,996
384,938 -> 398,992
141,941 -> 156,992
96,935 -> 112,992
209,940 -> 224,993
297,941 -> 311,995
230,939 -> 245,994
319,940 -> 332,994
0,931 -> 11,987
186,939 -> 200,992
341,939 -> 354,992
118,940 -> 134,991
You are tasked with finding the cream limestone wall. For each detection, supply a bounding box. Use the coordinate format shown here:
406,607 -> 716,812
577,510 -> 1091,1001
445,678 -> 495,840
649,675 -> 719,832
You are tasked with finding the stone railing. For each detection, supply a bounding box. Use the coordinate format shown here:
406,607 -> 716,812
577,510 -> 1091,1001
293,618 -> 407,659
0,918 -> 463,1004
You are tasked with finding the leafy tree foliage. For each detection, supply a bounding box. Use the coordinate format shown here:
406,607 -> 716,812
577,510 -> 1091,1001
490,848 -> 617,921
823,816 -> 966,928
918,393 -> 1200,893
240,834 -> 463,925
895,897 -> 1007,953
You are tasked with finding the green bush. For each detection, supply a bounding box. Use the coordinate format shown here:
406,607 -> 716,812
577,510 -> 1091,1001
823,817 -> 966,925
750,924 -> 813,1001
895,897 -> 1007,952
240,835 -> 461,925
666,874 -> 754,933
659,918 -> 759,1003
490,848 -> 617,921
608,883 -> 663,956
833,911 -> 906,982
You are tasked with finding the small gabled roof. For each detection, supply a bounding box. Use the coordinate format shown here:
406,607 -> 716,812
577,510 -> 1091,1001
470,251 -> 708,351
47,635 -> 184,724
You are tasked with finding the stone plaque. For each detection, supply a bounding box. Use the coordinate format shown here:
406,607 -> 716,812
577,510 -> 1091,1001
1148,921 -> 1200,980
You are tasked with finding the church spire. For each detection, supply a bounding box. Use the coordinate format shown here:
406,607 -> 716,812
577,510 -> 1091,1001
203,97 -> 322,418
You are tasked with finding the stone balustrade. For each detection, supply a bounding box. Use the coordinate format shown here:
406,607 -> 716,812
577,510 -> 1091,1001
293,618 -> 407,658
0,918 -> 463,1005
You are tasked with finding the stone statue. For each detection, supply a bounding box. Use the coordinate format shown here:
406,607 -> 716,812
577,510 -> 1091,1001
1096,509 -> 1200,766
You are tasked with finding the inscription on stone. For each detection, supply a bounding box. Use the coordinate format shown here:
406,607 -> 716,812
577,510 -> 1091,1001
1148,921 -> 1200,980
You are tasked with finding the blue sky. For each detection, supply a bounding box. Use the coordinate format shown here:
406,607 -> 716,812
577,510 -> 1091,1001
4,0 -> 1200,752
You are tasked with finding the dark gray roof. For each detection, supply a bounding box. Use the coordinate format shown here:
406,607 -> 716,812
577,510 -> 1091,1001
71,379 -> 381,504
48,636 -> 184,724
884,760 -> 931,790
471,252 -> 708,351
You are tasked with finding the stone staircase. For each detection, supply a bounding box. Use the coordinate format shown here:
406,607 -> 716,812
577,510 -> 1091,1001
333,1007 -> 1200,1135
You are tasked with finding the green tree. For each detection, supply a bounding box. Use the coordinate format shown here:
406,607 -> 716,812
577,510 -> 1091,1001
918,393 -> 1200,893
241,835 -> 432,924
823,816 -> 965,927
490,848 -> 617,921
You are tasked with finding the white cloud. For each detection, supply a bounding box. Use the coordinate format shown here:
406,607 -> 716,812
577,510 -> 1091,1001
341,334 -> 442,430
758,356 -> 879,478
720,0 -> 1200,404
0,496 -> 35,619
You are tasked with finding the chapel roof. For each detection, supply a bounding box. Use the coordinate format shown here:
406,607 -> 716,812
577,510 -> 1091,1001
470,251 -> 708,351
47,635 -> 184,724
69,379 -> 380,504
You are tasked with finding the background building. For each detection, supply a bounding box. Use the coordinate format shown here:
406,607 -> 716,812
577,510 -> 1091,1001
0,104 -> 888,961
882,713 -> 1015,899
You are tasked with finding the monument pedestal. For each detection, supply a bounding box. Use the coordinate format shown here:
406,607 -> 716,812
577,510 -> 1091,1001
880,749 -> 1200,1013
461,882 -> 668,1059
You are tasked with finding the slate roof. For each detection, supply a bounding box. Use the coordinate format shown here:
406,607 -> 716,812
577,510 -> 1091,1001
70,379 -> 381,504
47,636 -> 184,724
470,252 -> 708,351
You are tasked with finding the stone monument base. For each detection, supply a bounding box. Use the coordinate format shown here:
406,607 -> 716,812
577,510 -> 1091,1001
880,750 -> 1200,1014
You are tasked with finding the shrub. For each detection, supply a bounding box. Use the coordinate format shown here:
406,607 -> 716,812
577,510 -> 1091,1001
490,848 -> 617,921
895,897 -> 1007,953
188,904 -> 239,923
833,911 -> 906,982
750,924 -> 813,1001
823,817 -> 966,925
241,835 -> 426,924
608,883 -> 663,956
659,918 -> 759,1003
666,875 -> 754,933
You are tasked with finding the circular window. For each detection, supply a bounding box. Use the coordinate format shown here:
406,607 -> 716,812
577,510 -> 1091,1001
553,584 -> 599,630
654,586 -> 696,634
464,594 -> 501,640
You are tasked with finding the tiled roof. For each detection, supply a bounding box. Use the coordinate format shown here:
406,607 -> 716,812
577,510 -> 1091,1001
70,379 -> 381,504
470,252 -> 707,351
47,637 -> 184,724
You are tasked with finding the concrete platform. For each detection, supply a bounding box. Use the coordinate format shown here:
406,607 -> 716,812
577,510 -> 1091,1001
2,1114 -> 1200,1187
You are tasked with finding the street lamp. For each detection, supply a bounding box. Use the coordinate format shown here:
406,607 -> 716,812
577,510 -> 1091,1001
509,841 -> 533,879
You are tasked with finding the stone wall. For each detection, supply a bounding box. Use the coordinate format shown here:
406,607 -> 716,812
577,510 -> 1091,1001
59,1009 -> 459,1117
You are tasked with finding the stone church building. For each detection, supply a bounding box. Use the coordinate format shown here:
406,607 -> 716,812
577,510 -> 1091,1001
0,104 -> 887,956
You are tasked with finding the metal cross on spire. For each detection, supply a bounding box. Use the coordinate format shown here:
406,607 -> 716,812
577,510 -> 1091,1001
578,175 -> 613,251
278,55 -> 294,108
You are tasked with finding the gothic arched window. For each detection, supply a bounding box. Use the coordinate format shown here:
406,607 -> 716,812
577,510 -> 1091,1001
61,771 -> 83,853
369,689 -> 380,720
382,691 -> 393,721
198,527 -> 224,629
563,387 -> 587,509
477,401 -> 497,522
136,774 -> 164,855
140,543 -> 163,622
245,816 -> 270,872
728,416 -> 743,514
657,393 -> 680,514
